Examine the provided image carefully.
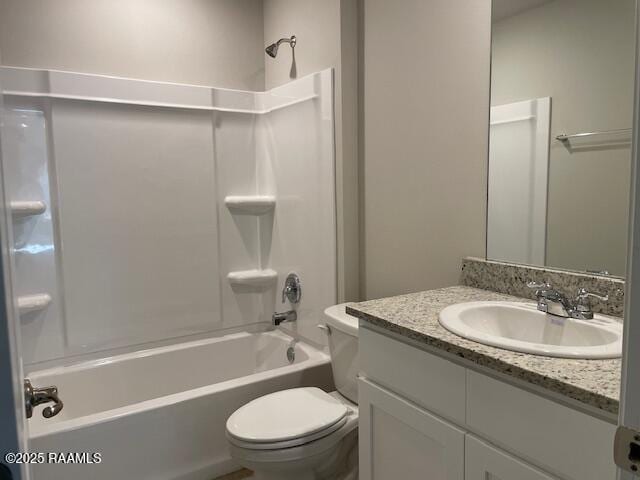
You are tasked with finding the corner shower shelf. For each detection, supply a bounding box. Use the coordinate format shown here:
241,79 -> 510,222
11,201 -> 47,218
224,195 -> 276,215
17,293 -> 52,315
227,269 -> 278,288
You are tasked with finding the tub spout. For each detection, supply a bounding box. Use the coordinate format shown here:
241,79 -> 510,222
273,310 -> 297,326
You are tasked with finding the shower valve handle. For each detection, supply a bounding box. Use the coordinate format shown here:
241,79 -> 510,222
282,273 -> 302,304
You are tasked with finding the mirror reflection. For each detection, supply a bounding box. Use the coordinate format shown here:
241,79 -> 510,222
487,0 -> 635,277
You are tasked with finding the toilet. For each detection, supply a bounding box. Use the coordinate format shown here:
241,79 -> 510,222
225,303 -> 359,480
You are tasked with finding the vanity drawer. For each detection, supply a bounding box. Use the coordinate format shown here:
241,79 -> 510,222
359,326 -> 466,424
466,371 -> 617,480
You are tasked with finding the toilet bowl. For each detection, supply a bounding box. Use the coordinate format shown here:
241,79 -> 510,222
225,303 -> 359,480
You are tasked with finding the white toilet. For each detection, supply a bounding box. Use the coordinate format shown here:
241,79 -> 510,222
225,303 -> 359,480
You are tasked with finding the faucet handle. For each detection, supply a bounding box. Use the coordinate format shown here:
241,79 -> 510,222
574,287 -> 608,317
527,281 -> 551,290
281,273 -> 302,304
576,287 -> 609,302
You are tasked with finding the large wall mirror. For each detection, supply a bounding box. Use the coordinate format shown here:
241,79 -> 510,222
487,0 -> 636,277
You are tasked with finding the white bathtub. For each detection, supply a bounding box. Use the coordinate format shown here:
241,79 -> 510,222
26,330 -> 332,480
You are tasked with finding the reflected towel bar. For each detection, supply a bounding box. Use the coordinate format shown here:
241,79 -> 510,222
18,293 -> 52,315
10,201 -> 47,218
555,128 -> 632,142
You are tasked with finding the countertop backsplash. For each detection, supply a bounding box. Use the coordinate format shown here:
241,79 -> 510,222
460,257 -> 625,318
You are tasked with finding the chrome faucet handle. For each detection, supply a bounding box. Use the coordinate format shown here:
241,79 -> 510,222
281,273 -> 301,304
527,281 -> 550,313
526,281 -> 573,316
573,288 -> 609,319
576,287 -> 609,303
527,281 -> 553,298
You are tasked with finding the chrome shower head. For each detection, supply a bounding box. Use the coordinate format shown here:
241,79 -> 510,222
265,43 -> 279,58
265,35 -> 296,58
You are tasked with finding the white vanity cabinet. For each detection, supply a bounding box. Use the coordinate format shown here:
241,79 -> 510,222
359,378 -> 465,480
465,435 -> 557,480
358,326 -> 617,480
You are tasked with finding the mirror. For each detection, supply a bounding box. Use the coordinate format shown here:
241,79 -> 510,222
487,0 -> 636,277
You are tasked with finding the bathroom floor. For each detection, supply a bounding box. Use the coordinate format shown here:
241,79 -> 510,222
215,469 -> 254,480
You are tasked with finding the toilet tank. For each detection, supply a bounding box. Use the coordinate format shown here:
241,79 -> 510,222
323,304 -> 359,403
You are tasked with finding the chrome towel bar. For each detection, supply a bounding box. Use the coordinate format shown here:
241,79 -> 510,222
555,128 -> 632,142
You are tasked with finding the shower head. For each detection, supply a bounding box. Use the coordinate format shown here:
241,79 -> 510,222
265,35 -> 296,58
265,43 -> 279,58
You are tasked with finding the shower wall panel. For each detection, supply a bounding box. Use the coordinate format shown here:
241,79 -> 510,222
1,104 -> 65,362
258,70 -> 337,347
214,112 -> 268,329
51,101 -> 222,355
0,67 -> 336,366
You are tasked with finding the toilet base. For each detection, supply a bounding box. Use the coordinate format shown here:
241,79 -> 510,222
233,429 -> 358,480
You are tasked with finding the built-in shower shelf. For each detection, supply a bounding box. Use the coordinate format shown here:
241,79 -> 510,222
11,201 -> 47,218
224,195 -> 276,215
18,293 -> 52,315
227,269 -> 278,287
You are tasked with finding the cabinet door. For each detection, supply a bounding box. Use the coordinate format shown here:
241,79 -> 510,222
466,435 -> 559,480
359,378 -> 465,480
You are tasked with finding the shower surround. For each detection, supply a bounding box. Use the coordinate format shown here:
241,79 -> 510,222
1,66 -> 336,478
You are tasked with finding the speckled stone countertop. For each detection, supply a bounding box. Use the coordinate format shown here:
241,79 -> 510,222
347,286 -> 621,415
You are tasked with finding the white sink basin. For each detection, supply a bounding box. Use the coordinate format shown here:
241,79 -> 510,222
438,301 -> 622,359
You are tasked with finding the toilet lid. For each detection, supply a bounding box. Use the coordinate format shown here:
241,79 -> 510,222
226,387 -> 348,444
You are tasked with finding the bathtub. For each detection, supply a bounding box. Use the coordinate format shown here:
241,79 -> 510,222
26,330 -> 332,480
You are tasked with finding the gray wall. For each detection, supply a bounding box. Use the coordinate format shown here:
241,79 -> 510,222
263,0 -> 360,301
0,0 -> 265,90
362,0 -> 491,299
0,0 -> 362,301
491,0 -> 635,276
263,0 -> 340,90
1,1 -> 495,302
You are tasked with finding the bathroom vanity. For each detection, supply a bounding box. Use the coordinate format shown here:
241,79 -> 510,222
348,286 -> 621,480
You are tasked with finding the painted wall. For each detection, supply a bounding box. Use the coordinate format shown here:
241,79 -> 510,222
0,0 -> 360,304
491,0 -> 635,276
361,0 -> 491,299
0,0 -> 265,90
263,0 -> 341,90
263,0 -> 360,302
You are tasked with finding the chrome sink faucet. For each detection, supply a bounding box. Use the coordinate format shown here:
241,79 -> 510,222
527,282 -> 608,320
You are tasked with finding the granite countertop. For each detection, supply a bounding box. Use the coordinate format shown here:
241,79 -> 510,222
347,286 -> 621,415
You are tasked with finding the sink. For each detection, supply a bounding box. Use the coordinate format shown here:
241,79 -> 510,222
438,301 -> 622,359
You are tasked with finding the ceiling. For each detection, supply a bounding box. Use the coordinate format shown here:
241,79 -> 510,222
492,0 -> 555,22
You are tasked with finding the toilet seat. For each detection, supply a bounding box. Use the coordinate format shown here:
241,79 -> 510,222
226,387 -> 350,450
227,415 -> 348,450
227,395 -> 358,468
